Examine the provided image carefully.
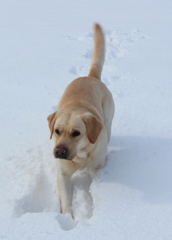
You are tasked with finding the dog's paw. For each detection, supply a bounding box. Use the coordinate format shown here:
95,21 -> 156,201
56,213 -> 76,231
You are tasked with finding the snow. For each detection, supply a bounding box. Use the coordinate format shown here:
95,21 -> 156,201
0,0 -> 172,239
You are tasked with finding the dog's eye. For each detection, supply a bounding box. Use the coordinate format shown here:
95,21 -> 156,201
72,131 -> 80,137
55,129 -> 60,135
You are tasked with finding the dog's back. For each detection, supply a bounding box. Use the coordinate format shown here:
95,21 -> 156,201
58,24 -> 107,114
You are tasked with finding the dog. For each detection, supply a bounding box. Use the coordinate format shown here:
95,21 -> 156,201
47,24 -> 114,215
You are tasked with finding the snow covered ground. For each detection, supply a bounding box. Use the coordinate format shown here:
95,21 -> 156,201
0,0 -> 172,239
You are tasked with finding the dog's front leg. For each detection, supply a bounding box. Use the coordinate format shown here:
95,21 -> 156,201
57,173 -> 72,214
56,159 -> 80,215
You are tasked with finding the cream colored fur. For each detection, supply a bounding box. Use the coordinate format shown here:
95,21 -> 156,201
47,24 -> 114,215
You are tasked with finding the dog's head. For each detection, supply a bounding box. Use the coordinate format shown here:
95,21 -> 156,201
47,110 -> 103,160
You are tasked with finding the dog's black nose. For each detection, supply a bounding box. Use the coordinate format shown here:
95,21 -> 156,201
54,145 -> 68,159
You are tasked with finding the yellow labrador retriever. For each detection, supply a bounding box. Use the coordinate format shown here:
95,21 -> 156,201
47,24 -> 114,215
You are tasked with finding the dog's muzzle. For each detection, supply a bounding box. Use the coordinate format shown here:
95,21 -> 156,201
53,145 -> 69,159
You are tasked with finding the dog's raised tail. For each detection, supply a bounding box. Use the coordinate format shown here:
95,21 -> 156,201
88,24 -> 105,80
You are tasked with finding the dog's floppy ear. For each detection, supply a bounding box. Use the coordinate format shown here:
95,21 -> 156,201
81,113 -> 103,144
47,112 -> 56,139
